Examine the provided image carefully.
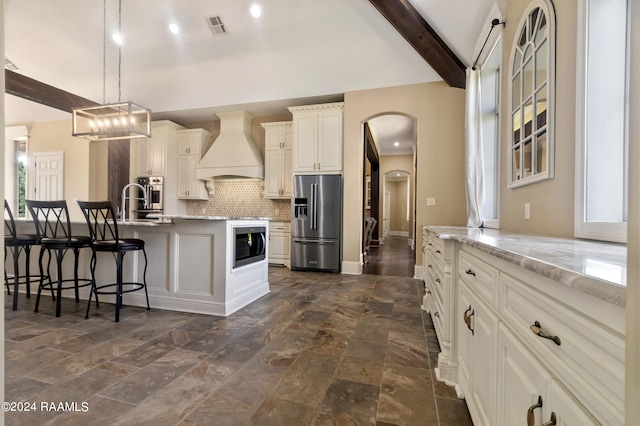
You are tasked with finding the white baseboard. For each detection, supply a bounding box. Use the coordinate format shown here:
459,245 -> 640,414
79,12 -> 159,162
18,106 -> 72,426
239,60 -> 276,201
341,260 -> 362,275
388,231 -> 409,237
414,265 -> 424,280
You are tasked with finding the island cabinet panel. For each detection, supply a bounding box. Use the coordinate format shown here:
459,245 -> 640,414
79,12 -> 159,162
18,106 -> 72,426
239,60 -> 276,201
268,222 -> 291,267
175,233 -> 214,295
422,226 -> 625,426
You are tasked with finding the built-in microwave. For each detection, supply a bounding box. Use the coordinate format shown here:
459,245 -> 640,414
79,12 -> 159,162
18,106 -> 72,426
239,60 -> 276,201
233,226 -> 266,268
136,176 -> 164,220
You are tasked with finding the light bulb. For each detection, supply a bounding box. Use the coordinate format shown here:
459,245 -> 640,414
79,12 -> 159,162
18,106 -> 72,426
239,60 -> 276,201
250,4 -> 262,18
89,120 -> 96,129
121,117 -> 128,125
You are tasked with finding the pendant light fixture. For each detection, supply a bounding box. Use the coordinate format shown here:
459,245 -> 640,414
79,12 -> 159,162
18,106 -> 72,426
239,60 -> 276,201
72,0 -> 150,141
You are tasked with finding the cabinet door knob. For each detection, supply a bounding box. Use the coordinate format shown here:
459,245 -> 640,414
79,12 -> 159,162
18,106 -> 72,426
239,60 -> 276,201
463,305 -> 474,335
435,250 -> 441,254
427,264 -> 432,269
465,269 -> 476,277
530,321 -> 561,346
435,278 -> 441,283
527,396 -> 543,426
433,311 -> 439,317
541,412 -> 557,426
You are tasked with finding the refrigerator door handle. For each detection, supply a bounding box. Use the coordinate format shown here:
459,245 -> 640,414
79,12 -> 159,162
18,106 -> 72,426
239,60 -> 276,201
313,183 -> 318,229
293,240 -> 335,244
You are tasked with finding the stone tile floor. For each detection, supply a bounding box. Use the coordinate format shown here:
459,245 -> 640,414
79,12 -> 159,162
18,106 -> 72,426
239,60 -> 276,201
4,266 -> 473,425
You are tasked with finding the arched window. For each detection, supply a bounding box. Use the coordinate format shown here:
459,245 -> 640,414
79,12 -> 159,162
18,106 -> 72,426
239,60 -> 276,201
509,1 -> 555,187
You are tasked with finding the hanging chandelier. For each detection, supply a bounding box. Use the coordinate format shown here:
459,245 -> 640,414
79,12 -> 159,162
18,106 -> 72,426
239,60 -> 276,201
72,0 -> 151,141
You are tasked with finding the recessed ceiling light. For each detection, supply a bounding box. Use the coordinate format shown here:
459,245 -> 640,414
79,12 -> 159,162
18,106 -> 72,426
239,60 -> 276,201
397,173 -> 401,177
250,4 -> 262,18
169,23 -> 179,34
112,33 -> 123,45
394,142 -> 400,147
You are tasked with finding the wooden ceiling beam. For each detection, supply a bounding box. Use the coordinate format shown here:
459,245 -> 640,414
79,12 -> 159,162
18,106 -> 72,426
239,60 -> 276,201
5,69 -> 99,113
369,0 -> 467,89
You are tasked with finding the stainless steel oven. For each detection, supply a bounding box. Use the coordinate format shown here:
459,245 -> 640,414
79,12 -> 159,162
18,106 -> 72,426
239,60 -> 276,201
136,176 -> 164,220
233,226 -> 266,268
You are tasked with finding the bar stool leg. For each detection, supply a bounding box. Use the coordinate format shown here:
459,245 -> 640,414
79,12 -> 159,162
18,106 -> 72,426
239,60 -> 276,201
12,246 -> 19,311
85,250 -> 97,319
115,251 -> 124,322
55,249 -> 64,318
25,247 -> 32,299
142,248 -> 150,310
73,248 -> 80,303
4,249 -> 11,295
35,249 -> 46,312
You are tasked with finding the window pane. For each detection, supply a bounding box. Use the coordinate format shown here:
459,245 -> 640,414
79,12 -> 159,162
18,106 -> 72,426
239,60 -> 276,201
513,146 -> 521,180
536,13 -> 547,44
523,57 -> 534,99
535,85 -> 547,130
512,72 -> 521,106
530,8 -> 540,38
523,98 -> 533,138
512,109 -> 521,144
518,26 -> 527,47
513,48 -> 522,71
523,141 -> 532,178
535,39 -> 548,88
535,131 -> 547,173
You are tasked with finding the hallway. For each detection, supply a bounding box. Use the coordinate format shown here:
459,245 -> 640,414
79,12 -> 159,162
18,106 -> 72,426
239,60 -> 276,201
363,235 -> 416,278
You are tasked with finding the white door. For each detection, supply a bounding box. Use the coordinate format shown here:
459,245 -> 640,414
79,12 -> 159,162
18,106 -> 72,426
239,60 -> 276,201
33,151 -> 64,201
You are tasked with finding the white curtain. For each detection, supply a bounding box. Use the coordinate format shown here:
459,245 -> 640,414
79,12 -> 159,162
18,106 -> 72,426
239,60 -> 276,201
465,67 -> 485,228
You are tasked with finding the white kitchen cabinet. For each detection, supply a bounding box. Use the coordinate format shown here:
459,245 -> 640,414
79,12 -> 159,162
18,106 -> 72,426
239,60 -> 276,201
288,102 -> 343,174
457,278 -> 499,426
496,324 -> 598,426
261,122 -> 293,199
135,120 -> 184,177
176,128 -> 212,200
268,222 -> 290,267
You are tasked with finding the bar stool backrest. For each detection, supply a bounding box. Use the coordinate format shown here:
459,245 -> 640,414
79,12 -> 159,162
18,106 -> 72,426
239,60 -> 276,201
77,201 -> 119,242
4,200 -> 18,242
25,200 -> 72,241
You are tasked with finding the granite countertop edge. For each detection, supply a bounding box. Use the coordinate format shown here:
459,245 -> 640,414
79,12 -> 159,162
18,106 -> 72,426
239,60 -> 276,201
424,226 -> 626,308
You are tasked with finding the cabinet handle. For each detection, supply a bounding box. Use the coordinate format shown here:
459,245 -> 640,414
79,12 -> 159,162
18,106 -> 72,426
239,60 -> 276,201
530,321 -> 561,346
465,269 -> 476,277
527,396 -> 543,426
422,246 -> 426,253
463,305 -> 474,335
426,290 -> 431,295
428,243 -> 433,246
435,249 -> 441,254
427,264 -> 432,269
541,413 -> 557,426
434,312 -> 439,317
435,278 -> 441,283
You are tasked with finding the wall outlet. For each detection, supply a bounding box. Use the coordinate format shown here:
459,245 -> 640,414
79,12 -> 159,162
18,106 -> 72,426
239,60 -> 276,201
427,198 -> 436,206
524,202 -> 530,220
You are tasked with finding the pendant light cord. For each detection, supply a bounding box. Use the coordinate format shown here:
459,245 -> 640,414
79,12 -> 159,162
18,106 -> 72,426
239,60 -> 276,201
118,0 -> 122,103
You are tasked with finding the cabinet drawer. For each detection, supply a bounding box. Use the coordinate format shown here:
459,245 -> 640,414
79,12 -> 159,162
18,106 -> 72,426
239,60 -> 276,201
426,256 -> 444,304
427,234 -> 445,262
430,291 -> 445,343
269,222 -> 291,232
458,248 -> 498,306
499,273 -> 624,425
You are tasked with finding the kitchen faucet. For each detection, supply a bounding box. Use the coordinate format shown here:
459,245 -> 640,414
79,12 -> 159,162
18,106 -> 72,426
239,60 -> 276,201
121,183 -> 148,222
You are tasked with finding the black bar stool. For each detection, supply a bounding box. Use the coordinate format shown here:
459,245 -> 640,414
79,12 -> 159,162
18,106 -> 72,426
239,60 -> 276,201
4,200 -> 49,310
77,200 -> 150,322
25,200 -> 93,317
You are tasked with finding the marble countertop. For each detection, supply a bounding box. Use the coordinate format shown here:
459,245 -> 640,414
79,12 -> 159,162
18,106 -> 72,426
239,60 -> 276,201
152,214 -> 271,221
424,226 -> 626,308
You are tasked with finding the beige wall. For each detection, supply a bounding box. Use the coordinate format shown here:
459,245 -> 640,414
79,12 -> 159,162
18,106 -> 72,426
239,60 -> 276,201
499,0 -> 577,237
388,180 -> 409,232
343,82 -> 467,268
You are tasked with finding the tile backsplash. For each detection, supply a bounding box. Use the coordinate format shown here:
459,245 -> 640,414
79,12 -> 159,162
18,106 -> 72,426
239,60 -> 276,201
186,179 -> 291,221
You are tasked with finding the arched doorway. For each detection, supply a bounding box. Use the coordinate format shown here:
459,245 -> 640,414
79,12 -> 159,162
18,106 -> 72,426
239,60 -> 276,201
362,113 -> 416,277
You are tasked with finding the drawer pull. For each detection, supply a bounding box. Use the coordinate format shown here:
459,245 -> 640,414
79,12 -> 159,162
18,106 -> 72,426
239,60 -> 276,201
530,321 -> 561,346
422,246 -> 426,253
527,395 -> 543,426
434,311 -> 439,317
435,250 -> 441,254
465,269 -> 476,277
428,243 -> 433,246
435,278 -> 441,283
541,412 -> 557,426
463,305 -> 474,335
426,290 -> 432,295
427,264 -> 432,269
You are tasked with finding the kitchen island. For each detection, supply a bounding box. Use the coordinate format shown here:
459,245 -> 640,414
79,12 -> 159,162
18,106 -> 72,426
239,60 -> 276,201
11,216 -> 270,317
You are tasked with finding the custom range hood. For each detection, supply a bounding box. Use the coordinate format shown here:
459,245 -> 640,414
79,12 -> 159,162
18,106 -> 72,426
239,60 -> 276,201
196,111 -> 264,180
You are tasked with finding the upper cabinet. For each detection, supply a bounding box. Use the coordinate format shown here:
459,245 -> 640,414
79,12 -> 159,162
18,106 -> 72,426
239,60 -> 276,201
288,102 -> 344,174
177,128 -> 213,200
261,121 -> 293,199
134,120 -> 184,178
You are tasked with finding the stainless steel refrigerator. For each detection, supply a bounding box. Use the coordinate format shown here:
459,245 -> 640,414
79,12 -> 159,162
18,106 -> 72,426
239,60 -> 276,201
291,174 -> 342,272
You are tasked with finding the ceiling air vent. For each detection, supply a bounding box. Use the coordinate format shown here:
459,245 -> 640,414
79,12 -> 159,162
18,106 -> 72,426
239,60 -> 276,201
207,15 -> 229,36
5,57 -> 20,72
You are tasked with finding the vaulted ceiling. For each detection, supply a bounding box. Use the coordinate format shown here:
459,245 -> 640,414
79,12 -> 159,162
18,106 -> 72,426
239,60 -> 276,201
4,0 -> 496,151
